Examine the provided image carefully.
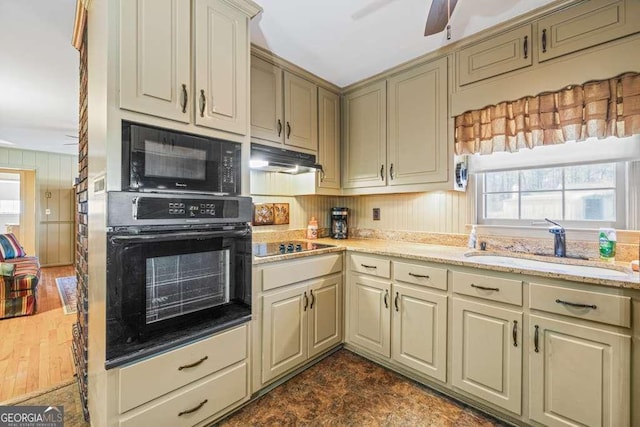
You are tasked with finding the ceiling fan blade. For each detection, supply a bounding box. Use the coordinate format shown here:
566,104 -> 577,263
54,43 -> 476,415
424,0 -> 458,36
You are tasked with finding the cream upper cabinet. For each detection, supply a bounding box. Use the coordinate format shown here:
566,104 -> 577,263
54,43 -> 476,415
307,275 -> 343,359
317,88 -> 341,190
284,72 -> 318,151
347,273 -> 391,357
452,298 -> 523,415
250,56 -> 283,143
250,56 -> 318,153
391,283 -> 447,382
537,0 -> 640,62
458,25 -> 532,85
529,315 -> 631,427
387,58 -> 448,186
120,0 -> 191,123
194,0 -> 249,135
343,81 -> 387,189
120,0 -> 256,135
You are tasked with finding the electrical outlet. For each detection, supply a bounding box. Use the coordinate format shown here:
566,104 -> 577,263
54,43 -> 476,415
45,209 -> 51,215
373,208 -> 380,221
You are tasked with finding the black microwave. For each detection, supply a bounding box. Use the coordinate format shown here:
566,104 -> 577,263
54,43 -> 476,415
121,121 -> 241,194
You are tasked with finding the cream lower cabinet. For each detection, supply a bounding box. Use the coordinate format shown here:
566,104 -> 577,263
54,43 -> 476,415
261,273 -> 342,384
452,298 -> 523,415
347,255 -> 448,382
529,315 -> 631,427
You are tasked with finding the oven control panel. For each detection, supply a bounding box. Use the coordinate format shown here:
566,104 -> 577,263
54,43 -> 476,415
134,197 -> 239,220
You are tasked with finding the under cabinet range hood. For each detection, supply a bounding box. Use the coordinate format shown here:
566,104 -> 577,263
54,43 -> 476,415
250,143 -> 321,174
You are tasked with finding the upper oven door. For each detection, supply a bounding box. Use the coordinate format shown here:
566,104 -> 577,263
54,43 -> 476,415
122,122 -> 241,194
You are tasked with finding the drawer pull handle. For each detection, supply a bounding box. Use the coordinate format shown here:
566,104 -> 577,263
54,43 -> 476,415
534,325 -> 540,353
470,284 -> 499,292
555,299 -> 597,310
361,264 -> 377,269
512,320 -> 518,347
394,292 -> 399,312
178,399 -> 208,417
310,289 -> 315,309
408,272 -> 430,279
178,356 -> 208,371
384,289 -> 389,309
303,291 -> 309,311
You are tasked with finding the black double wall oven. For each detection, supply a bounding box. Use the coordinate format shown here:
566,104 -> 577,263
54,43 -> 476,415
106,122 -> 251,368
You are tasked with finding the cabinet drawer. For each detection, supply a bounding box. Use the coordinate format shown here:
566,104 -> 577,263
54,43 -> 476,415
119,324 -> 247,413
349,254 -> 391,278
119,362 -> 248,427
261,253 -> 342,291
529,283 -> 631,328
392,261 -> 447,291
453,271 -> 522,306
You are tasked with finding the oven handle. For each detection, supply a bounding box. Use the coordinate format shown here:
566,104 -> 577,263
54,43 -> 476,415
110,229 -> 249,243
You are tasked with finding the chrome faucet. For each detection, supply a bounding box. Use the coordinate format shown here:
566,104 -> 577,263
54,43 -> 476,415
545,218 -> 566,257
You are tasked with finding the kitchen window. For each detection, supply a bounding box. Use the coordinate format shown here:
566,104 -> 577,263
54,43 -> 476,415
477,162 -> 626,229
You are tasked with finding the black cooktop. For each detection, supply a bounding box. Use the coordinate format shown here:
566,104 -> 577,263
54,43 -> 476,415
253,240 -> 336,257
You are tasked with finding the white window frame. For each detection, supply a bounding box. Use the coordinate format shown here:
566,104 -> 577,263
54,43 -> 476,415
476,162 -> 627,229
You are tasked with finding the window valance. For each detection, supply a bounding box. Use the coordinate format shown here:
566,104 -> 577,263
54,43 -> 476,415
454,72 -> 640,155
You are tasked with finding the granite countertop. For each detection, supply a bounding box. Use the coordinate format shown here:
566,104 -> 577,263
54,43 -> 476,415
254,238 -> 640,290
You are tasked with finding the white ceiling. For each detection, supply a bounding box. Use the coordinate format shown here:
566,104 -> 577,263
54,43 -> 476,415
251,0 -> 558,87
0,0 -> 559,156
0,0 -> 79,156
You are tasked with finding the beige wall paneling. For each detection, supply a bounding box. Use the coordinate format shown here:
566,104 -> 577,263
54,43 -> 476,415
119,0 -> 191,122
343,81 -> 387,189
18,170 -> 37,255
0,148 -> 76,265
387,57 -> 448,186
250,193 -> 343,233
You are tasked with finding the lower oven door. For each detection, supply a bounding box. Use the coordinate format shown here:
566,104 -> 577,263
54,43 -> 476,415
107,227 -> 250,343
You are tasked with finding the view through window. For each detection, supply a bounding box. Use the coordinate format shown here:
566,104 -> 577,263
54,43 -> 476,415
479,162 -> 624,227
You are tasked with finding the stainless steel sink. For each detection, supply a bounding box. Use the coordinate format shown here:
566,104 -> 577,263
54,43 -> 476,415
464,252 -> 632,278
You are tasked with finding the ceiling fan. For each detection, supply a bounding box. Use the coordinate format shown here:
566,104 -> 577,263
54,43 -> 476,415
424,0 -> 458,39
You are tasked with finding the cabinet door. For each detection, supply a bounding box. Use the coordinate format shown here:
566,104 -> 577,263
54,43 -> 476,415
392,283 -> 447,382
250,56 -> 284,143
529,315 -> 630,427
347,274 -> 390,357
262,284 -> 308,383
120,0 -> 191,122
387,58 -> 448,186
194,0 -> 248,135
283,72 -> 318,151
317,88 -> 341,190
458,25 -> 532,85
452,298 -> 522,415
343,81 -> 387,189
308,274 -> 343,359
537,0 -> 640,62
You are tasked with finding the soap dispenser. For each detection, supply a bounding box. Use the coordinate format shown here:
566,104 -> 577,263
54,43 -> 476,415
468,225 -> 477,249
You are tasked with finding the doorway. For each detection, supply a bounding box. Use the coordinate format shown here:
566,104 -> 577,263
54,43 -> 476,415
0,168 -> 36,255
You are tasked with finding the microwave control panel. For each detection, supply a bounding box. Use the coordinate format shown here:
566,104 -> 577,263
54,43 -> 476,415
134,197 -> 239,220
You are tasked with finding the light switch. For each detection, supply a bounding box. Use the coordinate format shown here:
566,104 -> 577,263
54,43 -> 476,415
373,208 -> 380,221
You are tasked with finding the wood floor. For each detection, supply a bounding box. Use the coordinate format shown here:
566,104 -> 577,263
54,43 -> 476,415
0,265 -> 76,402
